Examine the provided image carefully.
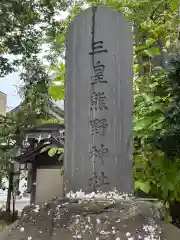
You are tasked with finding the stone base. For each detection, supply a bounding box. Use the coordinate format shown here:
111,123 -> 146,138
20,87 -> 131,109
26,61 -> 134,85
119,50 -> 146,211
0,198 -> 170,239
163,223 -> 180,240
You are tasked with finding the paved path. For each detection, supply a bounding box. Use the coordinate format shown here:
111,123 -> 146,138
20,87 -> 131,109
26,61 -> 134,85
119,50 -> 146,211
0,199 -> 30,211
0,199 -> 30,239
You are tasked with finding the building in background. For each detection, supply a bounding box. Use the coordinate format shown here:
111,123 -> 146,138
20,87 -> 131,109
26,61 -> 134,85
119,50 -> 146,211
14,123 -> 65,204
0,91 -> 7,119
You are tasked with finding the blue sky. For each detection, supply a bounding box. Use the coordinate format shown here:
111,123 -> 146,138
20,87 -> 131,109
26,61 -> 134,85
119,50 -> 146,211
0,72 -> 21,111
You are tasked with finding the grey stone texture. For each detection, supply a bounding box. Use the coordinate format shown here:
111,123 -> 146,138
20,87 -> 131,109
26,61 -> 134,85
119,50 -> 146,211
64,6 -> 133,194
0,198 -> 167,240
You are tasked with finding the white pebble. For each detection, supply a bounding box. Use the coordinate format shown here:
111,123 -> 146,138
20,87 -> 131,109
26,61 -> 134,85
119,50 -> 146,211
20,227 -> 24,232
126,232 -> 131,237
96,218 -> 101,224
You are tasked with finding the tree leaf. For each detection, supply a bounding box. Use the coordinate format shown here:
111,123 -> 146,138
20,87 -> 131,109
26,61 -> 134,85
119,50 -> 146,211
55,35 -> 65,44
168,0 -> 179,10
49,85 -> 64,100
134,118 -> 152,131
57,148 -> 64,154
165,39 -> 171,48
48,148 -> 58,157
135,180 -> 151,194
167,182 -> 174,191
153,66 -> 164,73
133,64 -> 142,73
135,45 -> 146,52
145,38 -> 156,47
144,47 -> 160,57
175,197 -> 180,202
60,167 -> 64,176
56,75 -> 64,82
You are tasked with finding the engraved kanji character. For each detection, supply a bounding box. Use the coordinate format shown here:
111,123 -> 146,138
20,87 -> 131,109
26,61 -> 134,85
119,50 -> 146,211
90,118 -> 108,135
90,91 -> 108,111
89,41 -> 108,55
98,172 -> 110,186
91,61 -> 107,85
88,172 -> 98,191
89,144 -> 108,165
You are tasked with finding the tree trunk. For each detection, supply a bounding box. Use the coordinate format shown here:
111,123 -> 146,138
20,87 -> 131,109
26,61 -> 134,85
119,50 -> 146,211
6,164 -> 14,221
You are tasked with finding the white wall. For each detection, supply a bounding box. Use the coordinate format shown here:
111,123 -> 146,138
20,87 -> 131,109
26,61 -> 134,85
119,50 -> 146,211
0,91 -> 6,117
35,168 -> 64,203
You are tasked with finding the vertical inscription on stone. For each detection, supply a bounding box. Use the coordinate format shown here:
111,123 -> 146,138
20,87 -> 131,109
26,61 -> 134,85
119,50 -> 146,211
88,19 -> 109,191
64,6 -> 133,194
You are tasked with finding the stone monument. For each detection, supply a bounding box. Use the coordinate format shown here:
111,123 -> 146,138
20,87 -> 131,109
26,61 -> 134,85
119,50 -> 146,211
0,7 -> 171,240
64,6 -> 133,193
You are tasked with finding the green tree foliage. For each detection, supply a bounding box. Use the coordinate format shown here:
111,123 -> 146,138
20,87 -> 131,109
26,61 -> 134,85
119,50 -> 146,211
0,56 -> 61,213
152,56 -> 180,160
45,1 -> 85,63
0,58 -> 50,178
0,0 -> 71,77
49,63 -> 65,100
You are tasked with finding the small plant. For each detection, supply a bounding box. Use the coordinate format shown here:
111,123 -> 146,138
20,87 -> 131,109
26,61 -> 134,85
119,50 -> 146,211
60,167 -> 64,176
134,55 -> 180,223
0,220 -> 7,232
